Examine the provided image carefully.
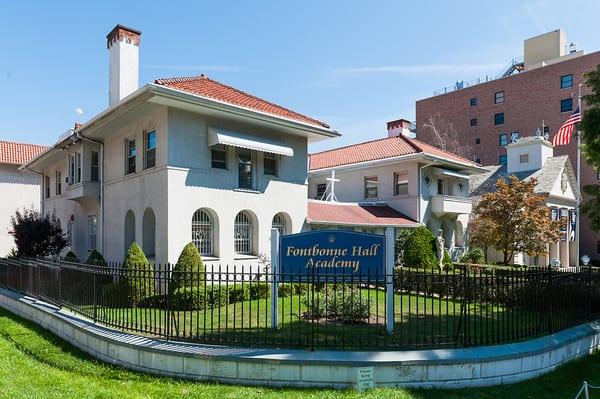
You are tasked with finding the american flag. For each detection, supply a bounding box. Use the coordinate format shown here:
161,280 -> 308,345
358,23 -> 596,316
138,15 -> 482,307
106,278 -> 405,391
552,108 -> 581,146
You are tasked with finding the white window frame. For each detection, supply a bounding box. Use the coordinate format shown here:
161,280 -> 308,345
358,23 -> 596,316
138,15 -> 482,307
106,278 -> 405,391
394,172 -> 409,196
520,154 -> 529,163
364,176 -> 378,199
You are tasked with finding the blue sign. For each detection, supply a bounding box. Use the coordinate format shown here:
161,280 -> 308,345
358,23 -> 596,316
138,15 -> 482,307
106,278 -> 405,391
279,230 -> 385,282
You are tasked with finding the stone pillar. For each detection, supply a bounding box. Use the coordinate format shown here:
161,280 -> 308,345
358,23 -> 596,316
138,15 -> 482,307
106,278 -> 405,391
549,242 -> 559,265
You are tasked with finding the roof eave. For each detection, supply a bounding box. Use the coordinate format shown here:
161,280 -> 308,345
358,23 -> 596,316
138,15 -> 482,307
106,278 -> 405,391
147,83 -> 340,139
307,219 -> 420,228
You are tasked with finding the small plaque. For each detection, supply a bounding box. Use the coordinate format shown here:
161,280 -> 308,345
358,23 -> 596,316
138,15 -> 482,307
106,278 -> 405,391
356,366 -> 374,391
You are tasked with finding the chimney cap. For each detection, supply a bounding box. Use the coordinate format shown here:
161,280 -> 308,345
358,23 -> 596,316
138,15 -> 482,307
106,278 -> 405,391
107,24 -> 141,48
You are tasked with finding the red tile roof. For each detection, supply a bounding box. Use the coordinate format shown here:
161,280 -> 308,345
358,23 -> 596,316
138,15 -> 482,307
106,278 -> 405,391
307,200 -> 418,227
309,135 -> 479,171
154,75 -> 329,129
0,140 -> 48,166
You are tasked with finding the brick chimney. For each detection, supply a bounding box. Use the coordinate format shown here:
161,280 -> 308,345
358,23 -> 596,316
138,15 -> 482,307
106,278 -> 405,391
107,25 -> 141,106
387,118 -> 415,138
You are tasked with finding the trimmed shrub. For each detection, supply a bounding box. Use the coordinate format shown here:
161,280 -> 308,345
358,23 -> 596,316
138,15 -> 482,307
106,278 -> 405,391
460,248 -> 485,264
205,285 -> 230,308
303,285 -> 370,322
171,287 -> 203,310
63,250 -> 79,263
278,283 -> 293,297
403,226 -> 437,269
228,285 -> 250,303
249,283 -> 270,300
278,283 -> 310,298
171,242 -> 204,292
121,242 -> 154,306
86,249 -> 106,265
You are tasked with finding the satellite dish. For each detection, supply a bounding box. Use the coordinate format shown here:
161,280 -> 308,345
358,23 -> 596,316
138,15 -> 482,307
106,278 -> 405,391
535,128 -> 541,137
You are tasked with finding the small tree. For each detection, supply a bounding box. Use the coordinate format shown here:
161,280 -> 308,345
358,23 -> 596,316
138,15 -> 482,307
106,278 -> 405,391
471,176 -> 561,265
581,64 -> 600,230
171,242 -> 204,292
86,249 -> 106,265
9,208 -> 68,258
468,217 -> 496,262
402,226 -> 437,269
121,242 -> 154,305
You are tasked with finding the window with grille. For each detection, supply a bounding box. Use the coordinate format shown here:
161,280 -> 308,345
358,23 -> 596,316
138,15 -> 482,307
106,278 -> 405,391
470,118 -> 477,126
272,213 -> 287,235
192,209 -> 214,256
234,211 -> 253,254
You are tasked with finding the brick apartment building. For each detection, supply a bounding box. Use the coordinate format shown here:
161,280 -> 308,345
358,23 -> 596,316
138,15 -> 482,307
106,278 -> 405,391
414,29 -> 600,262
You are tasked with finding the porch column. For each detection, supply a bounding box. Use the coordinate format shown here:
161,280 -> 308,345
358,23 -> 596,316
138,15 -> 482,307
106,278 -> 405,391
549,242 -> 559,264
559,239 -> 569,267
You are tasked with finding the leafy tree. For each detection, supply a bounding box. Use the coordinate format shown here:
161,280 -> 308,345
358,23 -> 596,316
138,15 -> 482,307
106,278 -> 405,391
468,217 -> 496,262
86,249 -> 106,265
171,242 -> 204,292
9,208 -> 68,258
121,242 -> 154,305
470,176 -> 561,265
402,226 -> 437,269
581,64 -> 600,230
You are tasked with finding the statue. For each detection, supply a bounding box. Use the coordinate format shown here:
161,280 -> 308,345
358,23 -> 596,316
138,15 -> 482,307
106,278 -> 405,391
436,229 -> 445,269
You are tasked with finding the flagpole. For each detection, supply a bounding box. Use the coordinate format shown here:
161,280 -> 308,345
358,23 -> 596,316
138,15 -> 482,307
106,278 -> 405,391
576,84 -> 582,270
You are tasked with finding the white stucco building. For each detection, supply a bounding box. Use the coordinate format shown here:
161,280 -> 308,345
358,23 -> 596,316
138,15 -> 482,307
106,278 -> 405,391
0,140 -> 48,256
470,135 -> 579,266
23,25 -> 338,266
306,121 -> 486,259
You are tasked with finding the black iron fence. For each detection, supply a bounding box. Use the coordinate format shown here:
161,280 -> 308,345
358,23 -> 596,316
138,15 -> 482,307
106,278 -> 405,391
1,257 -> 599,351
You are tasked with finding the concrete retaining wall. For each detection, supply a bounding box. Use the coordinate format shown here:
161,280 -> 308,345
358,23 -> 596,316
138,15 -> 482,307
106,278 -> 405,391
1,287 -> 599,389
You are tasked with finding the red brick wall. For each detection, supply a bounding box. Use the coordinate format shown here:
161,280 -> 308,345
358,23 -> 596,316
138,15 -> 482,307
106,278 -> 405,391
415,51 -> 600,261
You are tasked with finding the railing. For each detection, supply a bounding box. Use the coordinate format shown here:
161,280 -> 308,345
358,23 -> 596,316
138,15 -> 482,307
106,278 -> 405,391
432,57 -> 524,96
0,257 -> 599,351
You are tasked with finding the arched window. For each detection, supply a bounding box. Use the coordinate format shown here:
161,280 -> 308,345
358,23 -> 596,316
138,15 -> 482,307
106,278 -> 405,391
271,213 -> 288,236
142,208 -> 156,257
124,210 -> 135,254
192,209 -> 214,256
234,211 -> 253,254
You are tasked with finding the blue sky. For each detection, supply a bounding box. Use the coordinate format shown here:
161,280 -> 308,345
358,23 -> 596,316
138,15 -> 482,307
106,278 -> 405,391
1,0 -> 599,152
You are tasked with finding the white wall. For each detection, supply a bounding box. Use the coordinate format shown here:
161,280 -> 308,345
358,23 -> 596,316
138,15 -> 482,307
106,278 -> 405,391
308,161 -> 420,221
166,108 -> 309,266
0,164 -> 40,256
102,104 -> 169,264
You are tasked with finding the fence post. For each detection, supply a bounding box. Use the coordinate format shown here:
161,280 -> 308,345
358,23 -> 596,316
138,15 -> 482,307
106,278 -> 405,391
589,265 -> 593,321
385,227 -> 394,334
93,272 -> 98,323
270,228 -> 280,331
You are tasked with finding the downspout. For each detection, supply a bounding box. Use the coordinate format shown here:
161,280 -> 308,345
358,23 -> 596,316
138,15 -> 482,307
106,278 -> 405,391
76,133 -> 104,255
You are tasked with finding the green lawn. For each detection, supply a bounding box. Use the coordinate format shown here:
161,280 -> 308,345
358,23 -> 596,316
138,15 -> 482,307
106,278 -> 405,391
0,306 -> 598,398
78,289 -> 540,350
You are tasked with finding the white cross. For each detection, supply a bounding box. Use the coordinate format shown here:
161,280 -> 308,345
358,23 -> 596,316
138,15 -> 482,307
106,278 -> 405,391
323,170 -> 339,202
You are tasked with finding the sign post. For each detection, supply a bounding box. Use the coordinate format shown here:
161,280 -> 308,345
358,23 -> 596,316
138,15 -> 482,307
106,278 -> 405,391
270,228 -> 279,330
385,227 -> 395,334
